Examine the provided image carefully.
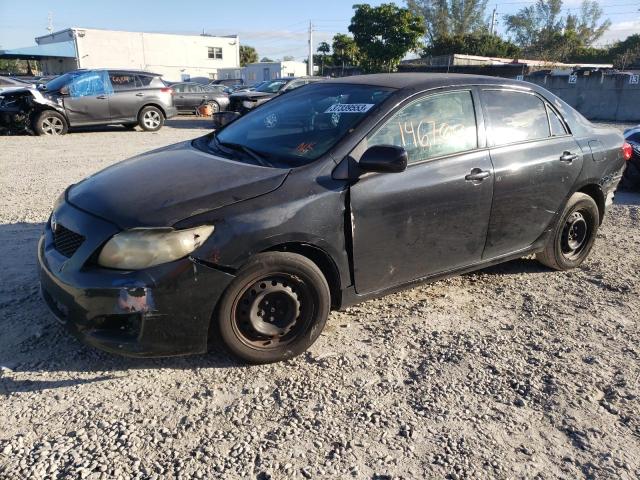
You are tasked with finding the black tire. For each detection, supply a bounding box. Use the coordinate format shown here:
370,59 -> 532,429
208,101 -> 220,114
137,106 -> 164,131
216,252 -> 330,364
536,192 -> 599,270
33,110 -> 68,136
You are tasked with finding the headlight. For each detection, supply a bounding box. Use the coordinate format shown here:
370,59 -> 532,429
242,100 -> 255,109
97,225 -> 215,270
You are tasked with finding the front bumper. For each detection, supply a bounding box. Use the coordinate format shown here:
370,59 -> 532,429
38,202 -> 234,357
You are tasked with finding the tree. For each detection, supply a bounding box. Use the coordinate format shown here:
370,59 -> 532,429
349,3 -> 426,72
406,0 -> 489,42
260,57 -> 274,62
282,55 -> 295,61
317,41 -> 331,74
609,34 -> 640,69
425,32 -> 521,58
239,45 -> 258,66
332,34 -> 359,68
504,0 -> 610,60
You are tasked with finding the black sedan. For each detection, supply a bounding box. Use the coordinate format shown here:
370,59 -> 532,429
621,125 -> 640,190
227,77 -> 324,114
171,82 -> 229,114
38,74 -> 629,363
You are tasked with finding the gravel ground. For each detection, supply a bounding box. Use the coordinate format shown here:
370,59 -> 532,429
1,118 -> 639,479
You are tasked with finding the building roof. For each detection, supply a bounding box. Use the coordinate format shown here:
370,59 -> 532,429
0,41 -> 76,60
35,27 -> 238,43
325,72 -> 526,89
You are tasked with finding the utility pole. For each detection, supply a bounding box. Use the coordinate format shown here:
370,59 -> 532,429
308,20 -> 314,76
490,6 -> 497,35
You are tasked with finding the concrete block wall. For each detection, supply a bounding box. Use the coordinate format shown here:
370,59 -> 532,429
525,73 -> 640,122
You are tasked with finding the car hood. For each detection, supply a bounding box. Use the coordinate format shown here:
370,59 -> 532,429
67,140 -> 289,229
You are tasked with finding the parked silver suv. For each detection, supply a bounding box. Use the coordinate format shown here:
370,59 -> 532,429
0,69 -> 177,135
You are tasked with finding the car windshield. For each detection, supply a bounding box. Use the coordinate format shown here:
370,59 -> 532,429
44,71 -> 86,91
254,80 -> 288,93
210,83 -> 393,166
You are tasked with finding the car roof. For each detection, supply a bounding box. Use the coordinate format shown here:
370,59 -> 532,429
68,68 -> 161,77
324,73 -> 526,90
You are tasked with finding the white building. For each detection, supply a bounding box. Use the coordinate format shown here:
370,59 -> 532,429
2,27 -> 240,82
218,61 -> 308,83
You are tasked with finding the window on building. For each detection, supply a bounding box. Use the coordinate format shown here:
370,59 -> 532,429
208,47 -> 223,59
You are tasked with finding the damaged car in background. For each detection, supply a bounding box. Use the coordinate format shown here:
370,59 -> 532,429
39,73 -> 630,364
0,69 -> 177,135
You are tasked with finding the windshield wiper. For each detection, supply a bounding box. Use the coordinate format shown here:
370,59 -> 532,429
213,136 -> 271,167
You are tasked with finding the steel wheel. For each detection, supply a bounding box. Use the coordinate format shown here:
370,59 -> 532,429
231,273 -> 314,350
561,210 -> 588,260
41,116 -> 64,135
143,110 -> 161,129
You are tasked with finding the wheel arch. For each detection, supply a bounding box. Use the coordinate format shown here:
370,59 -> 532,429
576,183 -> 605,224
138,103 -> 166,118
263,242 -> 342,310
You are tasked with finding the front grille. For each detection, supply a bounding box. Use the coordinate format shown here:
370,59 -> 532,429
53,224 -> 85,257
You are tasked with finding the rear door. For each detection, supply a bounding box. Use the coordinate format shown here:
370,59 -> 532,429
480,88 -> 584,258
349,89 -> 495,294
63,70 -> 112,126
107,71 -> 142,122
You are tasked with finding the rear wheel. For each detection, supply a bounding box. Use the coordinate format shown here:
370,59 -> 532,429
33,110 -> 68,136
217,252 -> 330,364
536,192 -> 599,270
208,101 -> 220,114
138,106 -> 164,131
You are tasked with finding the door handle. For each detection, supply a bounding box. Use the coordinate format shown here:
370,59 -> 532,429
96,95 -> 107,99
465,169 -> 491,182
560,151 -> 578,163
135,93 -> 144,97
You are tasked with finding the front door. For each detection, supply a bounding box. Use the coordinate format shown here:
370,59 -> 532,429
479,89 -> 584,258
349,90 -> 494,294
63,70 -> 112,126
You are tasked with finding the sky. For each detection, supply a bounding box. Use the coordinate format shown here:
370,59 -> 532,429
0,0 -> 638,60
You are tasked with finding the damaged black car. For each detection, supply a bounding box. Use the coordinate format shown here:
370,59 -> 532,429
0,69 -> 177,135
39,73 -> 630,363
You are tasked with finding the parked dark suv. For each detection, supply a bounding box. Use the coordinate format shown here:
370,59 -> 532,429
0,69 -> 177,135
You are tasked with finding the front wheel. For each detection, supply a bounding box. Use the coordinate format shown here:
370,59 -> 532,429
33,110 -> 68,136
208,101 -> 220,114
138,106 -> 164,132
216,252 -> 330,364
536,192 -> 599,270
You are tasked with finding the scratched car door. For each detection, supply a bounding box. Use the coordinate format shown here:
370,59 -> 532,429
349,89 -> 494,294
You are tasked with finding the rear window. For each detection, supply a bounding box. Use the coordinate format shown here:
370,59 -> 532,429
482,90 -> 550,146
137,75 -> 154,87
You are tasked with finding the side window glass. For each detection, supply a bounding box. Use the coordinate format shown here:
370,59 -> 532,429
482,90 -> 550,146
109,73 -> 137,91
367,90 -> 478,164
69,70 -> 113,97
137,75 -> 153,87
547,105 -> 568,136
186,84 -> 200,93
173,84 -> 184,93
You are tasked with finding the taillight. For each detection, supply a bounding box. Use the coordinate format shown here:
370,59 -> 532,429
160,87 -> 174,94
622,142 -> 632,161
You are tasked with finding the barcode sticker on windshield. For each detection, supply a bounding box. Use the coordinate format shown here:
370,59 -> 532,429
325,103 -> 374,114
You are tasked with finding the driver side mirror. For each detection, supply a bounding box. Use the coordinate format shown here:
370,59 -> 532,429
211,111 -> 241,129
359,145 -> 408,173
59,86 -> 69,96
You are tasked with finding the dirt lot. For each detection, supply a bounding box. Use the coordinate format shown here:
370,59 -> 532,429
1,118 -> 639,479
